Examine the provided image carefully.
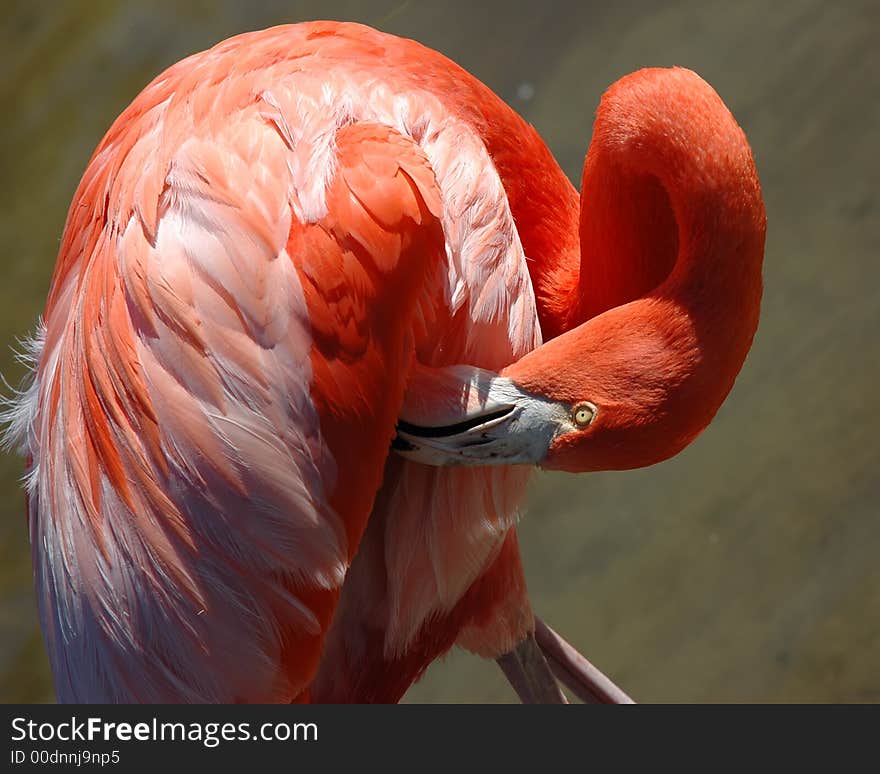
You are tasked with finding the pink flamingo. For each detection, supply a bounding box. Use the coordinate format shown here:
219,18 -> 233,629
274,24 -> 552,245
3,21 -> 764,703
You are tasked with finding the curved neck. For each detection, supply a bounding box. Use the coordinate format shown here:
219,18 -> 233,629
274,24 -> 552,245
504,68 -> 765,471
572,67 -> 765,366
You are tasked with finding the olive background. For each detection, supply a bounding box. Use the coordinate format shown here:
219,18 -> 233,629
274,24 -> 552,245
1,0 -> 877,702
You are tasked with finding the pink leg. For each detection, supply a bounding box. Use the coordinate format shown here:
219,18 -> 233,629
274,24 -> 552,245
496,631 -> 568,704
534,617 -> 635,704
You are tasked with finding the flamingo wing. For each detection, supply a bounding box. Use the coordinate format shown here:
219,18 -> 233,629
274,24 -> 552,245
311,106 -> 545,704
19,76 -> 445,702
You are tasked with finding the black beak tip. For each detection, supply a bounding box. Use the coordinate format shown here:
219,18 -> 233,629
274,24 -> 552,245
391,435 -> 416,451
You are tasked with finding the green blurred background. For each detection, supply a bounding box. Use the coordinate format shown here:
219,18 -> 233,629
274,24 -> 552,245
1,0 -> 877,702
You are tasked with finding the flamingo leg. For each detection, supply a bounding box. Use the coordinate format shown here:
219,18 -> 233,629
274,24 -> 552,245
533,617 -> 635,704
496,632 -> 568,703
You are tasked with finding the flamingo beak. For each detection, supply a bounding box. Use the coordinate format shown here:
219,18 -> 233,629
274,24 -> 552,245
393,371 -> 568,466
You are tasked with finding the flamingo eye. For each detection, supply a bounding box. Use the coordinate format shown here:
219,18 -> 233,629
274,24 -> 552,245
572,402 -> 597,428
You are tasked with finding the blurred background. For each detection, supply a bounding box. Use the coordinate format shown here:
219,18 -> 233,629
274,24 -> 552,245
1,0 -> 877,702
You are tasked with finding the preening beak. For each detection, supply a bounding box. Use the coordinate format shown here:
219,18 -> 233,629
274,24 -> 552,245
393,366 -> 569,466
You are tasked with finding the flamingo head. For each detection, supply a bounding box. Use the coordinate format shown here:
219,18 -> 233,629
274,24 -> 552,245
395,298 -> 736,474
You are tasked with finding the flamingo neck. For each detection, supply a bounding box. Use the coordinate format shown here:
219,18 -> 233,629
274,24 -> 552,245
572,67 -> 765,361
504,68 -> 765,471
572,68 -> 765,323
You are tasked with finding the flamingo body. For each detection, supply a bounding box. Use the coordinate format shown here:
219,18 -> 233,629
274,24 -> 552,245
12,22 -> 559,702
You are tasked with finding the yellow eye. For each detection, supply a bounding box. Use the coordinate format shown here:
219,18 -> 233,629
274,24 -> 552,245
572,402 -> 596,428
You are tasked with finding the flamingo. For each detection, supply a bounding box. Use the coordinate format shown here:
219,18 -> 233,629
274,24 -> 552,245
2,21 -> 765,703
